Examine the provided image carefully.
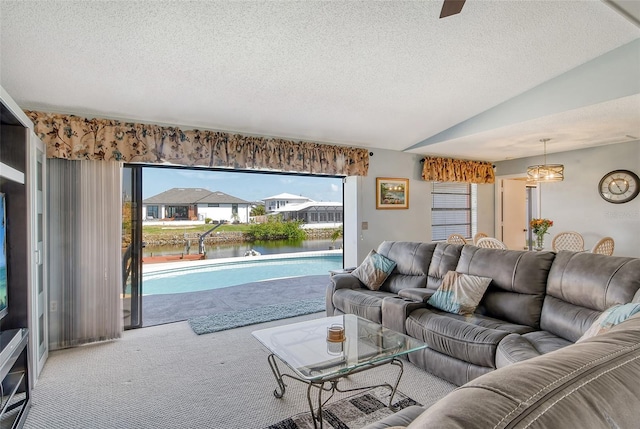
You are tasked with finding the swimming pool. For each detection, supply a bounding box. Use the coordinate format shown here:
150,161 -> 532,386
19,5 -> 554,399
142,253 -> 343,295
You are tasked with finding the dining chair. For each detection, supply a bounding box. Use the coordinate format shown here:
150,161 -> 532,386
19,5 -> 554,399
446,233 -> 467,245
591,237 -> 614,256
473,232 -> 488,245
551,231 -> 585,252
476,237 -> 508,249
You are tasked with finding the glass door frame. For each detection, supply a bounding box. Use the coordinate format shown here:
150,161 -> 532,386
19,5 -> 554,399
125,163 -> 346,328
123,165 -> 143,329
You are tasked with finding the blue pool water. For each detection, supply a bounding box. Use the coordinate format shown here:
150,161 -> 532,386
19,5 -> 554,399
143,254 -> 343,295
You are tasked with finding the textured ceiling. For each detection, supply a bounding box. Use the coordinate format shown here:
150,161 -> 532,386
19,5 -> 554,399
0,0 -> 639,162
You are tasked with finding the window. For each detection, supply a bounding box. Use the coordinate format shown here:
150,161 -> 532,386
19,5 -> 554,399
166,206 -> 188,219
208,203 -> 219,207
146,205 -> 158,219
431,183 -> 477,241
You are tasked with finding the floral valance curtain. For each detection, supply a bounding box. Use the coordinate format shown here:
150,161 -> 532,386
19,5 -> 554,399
421,156 -> 495,184
25,111 -> 369,176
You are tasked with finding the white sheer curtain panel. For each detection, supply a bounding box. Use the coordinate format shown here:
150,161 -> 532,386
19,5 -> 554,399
48,159 -> 123,349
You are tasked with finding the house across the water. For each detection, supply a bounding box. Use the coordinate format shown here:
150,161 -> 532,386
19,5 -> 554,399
143,188 -> 251,223
262,193 -> 343,225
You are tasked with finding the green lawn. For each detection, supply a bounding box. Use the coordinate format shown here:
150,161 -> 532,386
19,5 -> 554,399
142,224 -> 252,234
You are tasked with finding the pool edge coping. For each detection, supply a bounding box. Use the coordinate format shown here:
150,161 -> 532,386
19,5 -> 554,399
142,249 -> 344,274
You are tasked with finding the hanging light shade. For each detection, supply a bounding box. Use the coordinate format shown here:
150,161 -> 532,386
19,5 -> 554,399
526,138 -> 564,182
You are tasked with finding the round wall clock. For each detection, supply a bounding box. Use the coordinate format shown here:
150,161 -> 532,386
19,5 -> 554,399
598,169 -> 640,204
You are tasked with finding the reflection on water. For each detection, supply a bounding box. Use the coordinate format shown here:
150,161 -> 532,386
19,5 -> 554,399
143,238 -> 343,259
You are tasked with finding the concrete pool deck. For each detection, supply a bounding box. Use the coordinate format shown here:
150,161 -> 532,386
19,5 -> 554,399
141,251 -> 341,326
143,274 -> 329,326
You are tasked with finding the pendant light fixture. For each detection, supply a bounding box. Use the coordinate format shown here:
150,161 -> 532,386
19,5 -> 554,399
526,138 -> 564,183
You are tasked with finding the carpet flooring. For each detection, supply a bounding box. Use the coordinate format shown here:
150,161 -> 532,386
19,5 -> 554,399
24,313 -> 456,429
189,298 -> 326,334
265,387 -> 420,429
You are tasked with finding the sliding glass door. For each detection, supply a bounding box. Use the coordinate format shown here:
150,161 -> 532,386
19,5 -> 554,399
122,165 -> 143,329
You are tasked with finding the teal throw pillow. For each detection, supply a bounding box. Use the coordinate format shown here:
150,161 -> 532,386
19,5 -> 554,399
427,271 -> 492,315
351,249 -> 396,291
577,303 -> 640,343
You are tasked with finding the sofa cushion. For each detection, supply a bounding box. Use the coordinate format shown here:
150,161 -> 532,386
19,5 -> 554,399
405,313 -> 640,429
542,251 -> 640,342
351,249 -> 397,291
408,346 -> 493,387
427,271 -> 492,315
332,289 -> 395,323
406,308 -> 517,368
538,296 -> 600,343
376,241 -> 437,293
426,243 -> 464,289
381,274 -> 427,292
577,302 -> 640,343
455,246 -> 555,328
496,331 -> 572,368
398,288 -> 436,302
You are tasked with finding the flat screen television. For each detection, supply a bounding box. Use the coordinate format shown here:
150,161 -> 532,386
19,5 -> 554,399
0,193 -> 7,320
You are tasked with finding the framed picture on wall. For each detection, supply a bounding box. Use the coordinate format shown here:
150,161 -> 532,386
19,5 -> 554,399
376,177 -> 409,209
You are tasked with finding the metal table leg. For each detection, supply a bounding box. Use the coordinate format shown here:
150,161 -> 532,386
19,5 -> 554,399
267,354 -> 287,398
266,356 -> 405,429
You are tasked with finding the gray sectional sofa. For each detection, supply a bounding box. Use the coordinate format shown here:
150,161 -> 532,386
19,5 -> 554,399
326,241 -> 640,386
364,311 -> 640,429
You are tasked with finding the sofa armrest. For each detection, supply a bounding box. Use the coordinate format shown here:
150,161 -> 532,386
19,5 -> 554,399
382,296 -> 427,334
398,288 -> 437,302
329,267 -> 357,276
331,273 -> 363,291
326,274 -> 364,316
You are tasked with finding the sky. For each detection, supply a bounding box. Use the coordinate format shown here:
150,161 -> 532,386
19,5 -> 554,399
142,167 -> 343,203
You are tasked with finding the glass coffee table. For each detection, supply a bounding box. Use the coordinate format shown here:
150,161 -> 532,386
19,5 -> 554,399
252,314 -> 427,429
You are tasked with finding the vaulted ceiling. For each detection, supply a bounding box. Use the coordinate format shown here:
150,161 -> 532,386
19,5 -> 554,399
1,1 -> 639,162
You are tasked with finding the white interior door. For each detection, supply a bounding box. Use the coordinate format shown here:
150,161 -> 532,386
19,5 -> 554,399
29,132 -> 48,381
500,179 -> 527,250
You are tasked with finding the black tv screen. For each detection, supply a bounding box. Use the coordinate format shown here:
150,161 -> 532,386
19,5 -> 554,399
0,193 -> 7,320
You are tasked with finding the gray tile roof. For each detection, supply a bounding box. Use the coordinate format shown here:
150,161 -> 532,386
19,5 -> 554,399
143,188 -> 249,205
198,191 -> 250,204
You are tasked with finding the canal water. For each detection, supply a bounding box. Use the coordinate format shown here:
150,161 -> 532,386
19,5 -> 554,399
143,238 -> 343,260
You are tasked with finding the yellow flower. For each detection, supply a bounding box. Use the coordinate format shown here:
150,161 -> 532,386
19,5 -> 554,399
530,218 -> 553,236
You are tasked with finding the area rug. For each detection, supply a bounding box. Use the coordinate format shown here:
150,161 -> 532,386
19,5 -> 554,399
188,298 -> 325,335
264,387 -> 421,429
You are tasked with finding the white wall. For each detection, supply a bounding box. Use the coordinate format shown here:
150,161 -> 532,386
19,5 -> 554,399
198,204 -> 250,223
494,141 -> 640,257
344,141 -> 640,264
343,148 -> 496,265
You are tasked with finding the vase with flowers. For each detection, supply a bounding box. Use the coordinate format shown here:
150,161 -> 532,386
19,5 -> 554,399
530,218 -> 553,251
